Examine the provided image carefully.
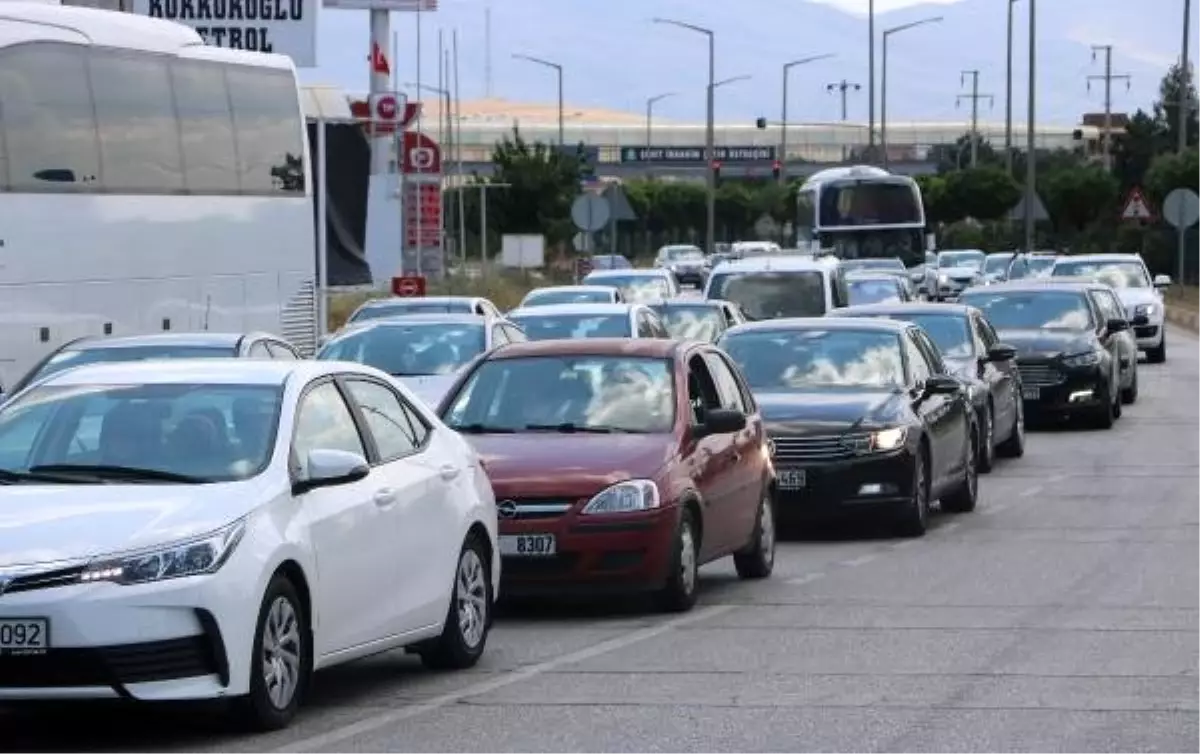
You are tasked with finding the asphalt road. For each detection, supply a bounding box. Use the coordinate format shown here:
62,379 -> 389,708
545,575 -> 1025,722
3,327 -> 1196,753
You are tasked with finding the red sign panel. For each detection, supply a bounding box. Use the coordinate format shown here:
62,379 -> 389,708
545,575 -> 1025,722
402,131 -> 443,174
404,182 -> 442,249
348,100 -> 421,135
391,275 -> 427,297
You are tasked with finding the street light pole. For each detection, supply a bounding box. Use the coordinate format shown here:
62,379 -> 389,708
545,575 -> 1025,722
646,92 -> 675,147
512,53 -> 564,147
881,16 -> 944,169
868,0 -> 876,154
1023,0 -> 1037,253
1180,0 -> 1193,153
780,53 -> 835,184
1005,0 -> 1019,174
654,17 -> 715,254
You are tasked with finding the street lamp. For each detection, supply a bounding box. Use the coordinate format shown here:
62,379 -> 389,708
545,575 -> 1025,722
653,16 -> 715,254
881,16 -> 943,168
512,53 -> 564,147
780,54 -> 835,184
646,92 -> 675,147
1005,0 -> 1019,173
713,74 -> 751,89
1023,0 -> 1036,253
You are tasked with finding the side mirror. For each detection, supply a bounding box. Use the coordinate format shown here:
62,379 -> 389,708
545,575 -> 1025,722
1153,274 -> 1172,288
1105,317 -> 1130,335
694,408 -> 747,438
293,448 -> 369,495
985,343 -> 1017,362
924,374 -> 962,396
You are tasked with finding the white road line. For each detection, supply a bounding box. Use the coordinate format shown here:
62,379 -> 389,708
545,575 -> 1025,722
839,553 -> 878,568
787,572 -> 826,585
278,604 -> 733,753
1019,485 -> 1044,498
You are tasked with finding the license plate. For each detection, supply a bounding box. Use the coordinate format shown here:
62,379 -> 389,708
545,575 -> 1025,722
1022,387 -> 1041,400
0,618 -> 49,655
499,534 -> 556,557
778,469 -> 807,489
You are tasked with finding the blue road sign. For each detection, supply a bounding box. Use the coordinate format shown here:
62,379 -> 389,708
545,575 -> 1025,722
620,146 -> 776,163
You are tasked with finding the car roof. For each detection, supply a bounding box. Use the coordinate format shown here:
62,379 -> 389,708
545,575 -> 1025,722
837,302 -> 976,317
959,279 -> 1101,294
649,299 -> 729,309
1052,253 -> 1141,265
986,251 -> 1016,257
713,256 -> 836,272
524,285 -> 615,296
65,332 -> 253,351
845,270 -> 906,281
584,268 -> 669,278
726,316 -> 912,336
359,295 -> 479,308
335,313 -> 490,334
508,303 -> 637,317
489,338 -> 686,361
33,359 -> 342,388
937,249 -> 985,255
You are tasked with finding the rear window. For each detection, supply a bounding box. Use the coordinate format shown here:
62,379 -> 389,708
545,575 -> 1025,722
22,345 -> 234,391
508,313 -> 633,340
351,301 -> 472,321
706,271 -> 827,320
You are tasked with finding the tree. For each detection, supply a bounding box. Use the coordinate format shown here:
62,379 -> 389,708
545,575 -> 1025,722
1144,147 -> 1200,204
914,174 -> 947,225
487,128 -> 583,244
940,166 -> 1022,222
1040,164 -> 1120,233
1153,62 -> 1199,151
1111,109 -> 1165,193
928,133 -> 1002,174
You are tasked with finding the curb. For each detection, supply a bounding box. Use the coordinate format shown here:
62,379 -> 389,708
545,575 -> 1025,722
1166,306 -> 1199,332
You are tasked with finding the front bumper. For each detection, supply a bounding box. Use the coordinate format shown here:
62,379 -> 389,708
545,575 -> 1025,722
0,562 -> 256,701
1133,322 -> 1164,349
773,450 -> 915,517
497,500 -> 680,596
671,268 -> 707,285
1017,360 -> 1107,415
937,279 -> 977,300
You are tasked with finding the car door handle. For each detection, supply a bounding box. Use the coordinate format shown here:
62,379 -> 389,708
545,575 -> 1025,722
439,464 -> 461,481
373,488 -> 397,507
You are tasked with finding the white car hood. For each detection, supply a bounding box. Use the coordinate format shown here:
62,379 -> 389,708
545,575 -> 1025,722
0,480 -> 271,568
400,374 -> 458,407
938,265 -> 982,278
1112,287 -> 1161,310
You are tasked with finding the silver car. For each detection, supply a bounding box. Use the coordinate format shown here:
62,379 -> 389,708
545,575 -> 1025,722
934,249 -> 987,301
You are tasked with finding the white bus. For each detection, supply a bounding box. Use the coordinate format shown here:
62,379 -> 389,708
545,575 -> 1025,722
0,2 -> 318,390
795,166 -> 928,267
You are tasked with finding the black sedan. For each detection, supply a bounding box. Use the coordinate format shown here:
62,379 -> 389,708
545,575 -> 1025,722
958,280 -> 1134,429
834,302 -> 1026,472
718,317 -> 979,536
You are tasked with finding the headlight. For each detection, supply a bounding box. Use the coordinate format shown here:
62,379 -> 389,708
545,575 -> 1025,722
80,520 -> 245,585
938,273 -> 949,284
580,479 -> 661,515
871,427 -> 907,451
1134,303 -> 1157,317
1062,351 -> 1101,368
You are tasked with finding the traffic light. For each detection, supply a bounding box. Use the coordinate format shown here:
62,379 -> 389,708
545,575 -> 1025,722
755,116 -> 768,129
712,160 -> 722,183
772,160 -> 782,180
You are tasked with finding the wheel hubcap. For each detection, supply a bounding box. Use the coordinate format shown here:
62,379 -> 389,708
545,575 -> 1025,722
759,497 -> 775,565
679,524 -> 697,595
456,549 -> 488,649
261,596 -> 301,710
914,461 -> 927,521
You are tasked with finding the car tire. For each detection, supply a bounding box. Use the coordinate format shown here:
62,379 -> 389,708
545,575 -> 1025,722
1090,384 -> 1116,429
895,446 -> 930,537
1121,364 -> 1139,404
996,398 -> 1025,458
656,508 -> 700,613
1146,335 -> 1166,364
232,574 -> 310,732
734,488 -> 776,580
941,429 -> 979,514
977,404 -> 995,473
418,534 -> 492,670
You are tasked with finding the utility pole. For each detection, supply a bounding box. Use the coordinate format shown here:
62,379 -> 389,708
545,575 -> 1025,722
1022,0 -> 1036,254
867,0 -> 876,155
1087,45 -> 1131,171
1005,0 -> 1019,174
1179,0 -> 1192,153
956,70 -> 994,167
484,3 -> 493,98
826,79 -> 862,121
780,54 -> 836,184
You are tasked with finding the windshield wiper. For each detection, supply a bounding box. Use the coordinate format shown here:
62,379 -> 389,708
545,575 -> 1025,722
27,464 -> 207,484
0,467 -> 94,485
524,423 -> 631,434
452,423 -> 517,434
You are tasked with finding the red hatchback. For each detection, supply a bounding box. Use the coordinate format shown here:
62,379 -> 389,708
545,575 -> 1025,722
437,338 -> 777,611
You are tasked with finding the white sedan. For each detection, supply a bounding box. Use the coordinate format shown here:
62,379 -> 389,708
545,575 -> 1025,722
0,360 -> 499,730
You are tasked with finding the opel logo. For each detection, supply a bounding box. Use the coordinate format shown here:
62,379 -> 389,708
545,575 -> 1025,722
497,500 -> 518,519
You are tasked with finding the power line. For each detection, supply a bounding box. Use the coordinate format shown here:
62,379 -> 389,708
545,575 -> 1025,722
1087,45 -> 1131,170
955,69 -> 993,168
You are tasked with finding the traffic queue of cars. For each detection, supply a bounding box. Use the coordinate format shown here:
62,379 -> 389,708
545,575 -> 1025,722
0,248 -> 1174,731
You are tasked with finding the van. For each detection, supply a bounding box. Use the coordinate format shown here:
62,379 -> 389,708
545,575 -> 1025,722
703,256 -> 847,321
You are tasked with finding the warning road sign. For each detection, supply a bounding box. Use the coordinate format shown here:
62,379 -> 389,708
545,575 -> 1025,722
1120,187 -> 1156,221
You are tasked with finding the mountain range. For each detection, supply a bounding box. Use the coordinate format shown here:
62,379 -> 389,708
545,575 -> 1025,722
303,0 -> 1198,126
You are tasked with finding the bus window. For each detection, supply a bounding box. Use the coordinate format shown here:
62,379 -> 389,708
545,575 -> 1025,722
796,189 -> 816,242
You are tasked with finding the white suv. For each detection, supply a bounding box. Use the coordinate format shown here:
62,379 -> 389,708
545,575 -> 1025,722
1049,253 -> 1170,363
703,255 -> 847,320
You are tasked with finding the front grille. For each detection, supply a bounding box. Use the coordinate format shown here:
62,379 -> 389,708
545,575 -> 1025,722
0,635 -> 218,689
1017,361 -> 1064,387
771,433 -> 871,463
4,565 -> 86,595
500,553 -> 580,576
497,498 -> 574,521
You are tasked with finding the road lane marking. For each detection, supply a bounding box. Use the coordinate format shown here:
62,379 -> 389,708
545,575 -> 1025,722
278,603 -> 733,752
838,554 -> 878,568
1019,485 -> 1043,497
787,572 -> 826,585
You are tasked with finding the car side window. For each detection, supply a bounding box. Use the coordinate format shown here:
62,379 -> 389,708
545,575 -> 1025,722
913,330 -> 948,374
292,382 -> 366,471
646,311 -> 669,338
903,333 -> 932,386
1093,290 -> 1124,322
248,341 -> 273,359
267,342 -> 299,360
971,314 -> 997,350
686,354 -> 723,424
702,352 -> 747,413
343,379 -> 424,461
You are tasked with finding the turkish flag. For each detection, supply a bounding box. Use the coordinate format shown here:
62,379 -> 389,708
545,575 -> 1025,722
371,42 -> 390,76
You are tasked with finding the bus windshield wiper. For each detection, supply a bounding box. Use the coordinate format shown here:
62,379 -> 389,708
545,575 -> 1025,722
452,424 -> 516,434
524,423 -> 631,434
27,464 -> 207,484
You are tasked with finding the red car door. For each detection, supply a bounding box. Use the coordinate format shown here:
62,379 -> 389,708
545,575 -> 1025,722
703,350 -> 764,548
681,351 -> 742,556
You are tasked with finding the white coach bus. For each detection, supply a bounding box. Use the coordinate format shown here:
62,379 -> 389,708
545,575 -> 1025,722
0,2 -> 318,390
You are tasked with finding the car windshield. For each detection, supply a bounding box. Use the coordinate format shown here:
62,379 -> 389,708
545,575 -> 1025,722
938,252 -> 985,270
350,301 -> 472,321
707,271 -> 826,320
959,290 -> 1093,330
984,255 -> 1014,274
719,328 -> 905,390
1052,260 -> 1149,289
585,274 -> 670,302
841,258 -> 905,273
443,356 -> 675,433
509,313 -> 632,340
665,247 -> 704,261
522,288 -> 613,307
652,306 -> 725,341
846,278 -> 904,305
862,313 -> 974,359
0,382 -> 282,483
318,323 -> 485,376
1007,255 -> 1057,279
23,345 -> 234,389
